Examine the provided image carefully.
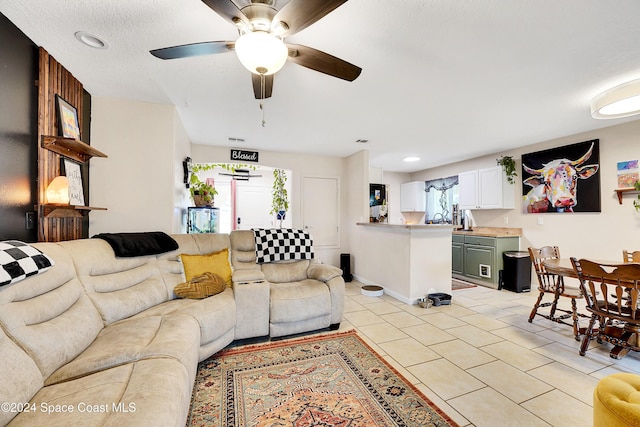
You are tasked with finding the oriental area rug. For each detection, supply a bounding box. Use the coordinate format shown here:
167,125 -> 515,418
187,330 -> 458,427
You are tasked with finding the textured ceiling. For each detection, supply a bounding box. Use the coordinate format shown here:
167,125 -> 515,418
3,0 -> 640,172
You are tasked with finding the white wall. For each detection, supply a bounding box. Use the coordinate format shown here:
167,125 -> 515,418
345,150 -> 370,276
89,97 -> 190,235
409,119 -> 640,261
172,109 -> 192,233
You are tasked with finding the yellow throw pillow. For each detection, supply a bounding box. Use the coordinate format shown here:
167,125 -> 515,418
174,272 -> 226,299
180,248 -> 232,287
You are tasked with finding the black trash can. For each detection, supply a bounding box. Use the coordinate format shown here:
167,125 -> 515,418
340,253 -> 353,282
502,251 -> 531,293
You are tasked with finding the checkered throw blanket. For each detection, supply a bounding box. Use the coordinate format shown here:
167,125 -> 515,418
0,240 -> 55,287
253,228 -> 314,264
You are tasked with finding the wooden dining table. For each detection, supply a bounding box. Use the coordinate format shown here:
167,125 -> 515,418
542,258 -> 578,279
543,257 -> 637,279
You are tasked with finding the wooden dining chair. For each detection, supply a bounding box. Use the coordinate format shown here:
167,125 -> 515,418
571,258 -> 640,359
623,250 -> 640,263
528,246 -> 585,339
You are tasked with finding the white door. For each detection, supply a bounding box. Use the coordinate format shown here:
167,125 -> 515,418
302,177 -> 339,247
235,184 -> 272,230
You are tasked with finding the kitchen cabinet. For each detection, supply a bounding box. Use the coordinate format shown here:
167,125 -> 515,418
458,166 -> 514,210
400,181 -> 426,212
452,234 -> 519,288
451,234 -> 464,275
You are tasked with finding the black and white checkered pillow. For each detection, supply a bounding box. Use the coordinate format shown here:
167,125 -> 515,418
253,228 -> 314,264
0,241 -> 55,287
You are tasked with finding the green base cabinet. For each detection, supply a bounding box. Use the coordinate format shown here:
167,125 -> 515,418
452,235 -> 464,275
452,234 -> 519,289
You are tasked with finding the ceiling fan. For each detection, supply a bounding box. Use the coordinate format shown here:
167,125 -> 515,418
150,0 -> 362,99
219,169 -> 262,181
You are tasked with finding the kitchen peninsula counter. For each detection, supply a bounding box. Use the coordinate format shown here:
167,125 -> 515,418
357,222 -> 455,231
452,227 -> 522,238
354,222 -> 454,303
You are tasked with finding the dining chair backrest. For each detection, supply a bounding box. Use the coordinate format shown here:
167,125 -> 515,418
528,246 -> 562,292
623,250 -> 640,263
571,258 -> 640,323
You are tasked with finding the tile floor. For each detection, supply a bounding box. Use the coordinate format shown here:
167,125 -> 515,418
336,279 -> 640,427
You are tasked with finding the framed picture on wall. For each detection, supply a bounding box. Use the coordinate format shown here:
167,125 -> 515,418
521,139 -> 600,213
369,183 -> 388,223
62,159 -> 85,206
56,95 -> 81,140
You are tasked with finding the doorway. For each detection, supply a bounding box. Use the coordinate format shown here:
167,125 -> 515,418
191,164 -> 292,233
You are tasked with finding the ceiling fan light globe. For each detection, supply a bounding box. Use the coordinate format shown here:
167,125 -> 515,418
235,31 -> 288,75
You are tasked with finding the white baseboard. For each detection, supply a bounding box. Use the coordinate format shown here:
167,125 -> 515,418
352,274 -> 415,305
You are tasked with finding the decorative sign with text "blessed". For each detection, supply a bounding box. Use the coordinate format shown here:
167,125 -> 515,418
230,149 -> 259,163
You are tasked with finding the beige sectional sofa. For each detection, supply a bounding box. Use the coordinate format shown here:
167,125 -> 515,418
0,231 -> 344,427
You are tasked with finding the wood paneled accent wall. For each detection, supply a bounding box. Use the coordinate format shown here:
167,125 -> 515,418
37,48 -> 88,242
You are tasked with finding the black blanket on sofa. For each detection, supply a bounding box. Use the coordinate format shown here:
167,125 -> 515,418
93,232 -> 179,257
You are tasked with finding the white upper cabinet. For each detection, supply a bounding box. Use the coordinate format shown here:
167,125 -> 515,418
458,166 -> 515,210
400,181 -> 426,212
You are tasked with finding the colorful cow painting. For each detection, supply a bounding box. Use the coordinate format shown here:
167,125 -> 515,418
522,140 -> 601,213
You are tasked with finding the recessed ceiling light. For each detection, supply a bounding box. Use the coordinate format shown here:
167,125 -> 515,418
403,156 -> 420,162
74,31 -> 108,49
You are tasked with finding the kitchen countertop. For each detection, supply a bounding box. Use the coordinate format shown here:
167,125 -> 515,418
452,227 -> 522,237
356,222 -> 455,231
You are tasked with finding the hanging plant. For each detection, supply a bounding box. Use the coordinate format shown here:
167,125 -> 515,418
188,162 -> 255,206
496,155 -> 517,184
634,181 -> 640,212
270,169 -> 289,227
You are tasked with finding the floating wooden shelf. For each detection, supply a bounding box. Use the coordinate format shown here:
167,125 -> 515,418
41,136 -> 107,163
41,204 -> 107,218
614,188 -> 640,204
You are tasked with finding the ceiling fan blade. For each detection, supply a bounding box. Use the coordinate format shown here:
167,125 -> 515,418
150,41 -> 234,60
201,0 -> 251,28
272,0 -> 348,36
286,44 -> 361,81
252,74 -> 274,99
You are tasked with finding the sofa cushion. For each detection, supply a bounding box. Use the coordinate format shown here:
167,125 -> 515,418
262,260 -> 310,283
180,248 -> 232,287
0,328 -> 43,427
269,279 -> 331,323
120,288 -> 236,361
9,358 -> 192,427
229,230 -> 261,274
61,239 -> 171,325
45,314 -> 200,386
174,272 -> 226,299
0,243 -> 104,380
0,240 -> 54,287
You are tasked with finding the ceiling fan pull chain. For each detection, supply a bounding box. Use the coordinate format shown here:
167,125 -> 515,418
260,73 -> 266,127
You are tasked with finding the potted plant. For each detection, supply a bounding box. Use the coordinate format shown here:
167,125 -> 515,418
634,181 -> 640,212
497,155 -> 517,184
270,168 -> 289,227
189,174 -> 217,207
